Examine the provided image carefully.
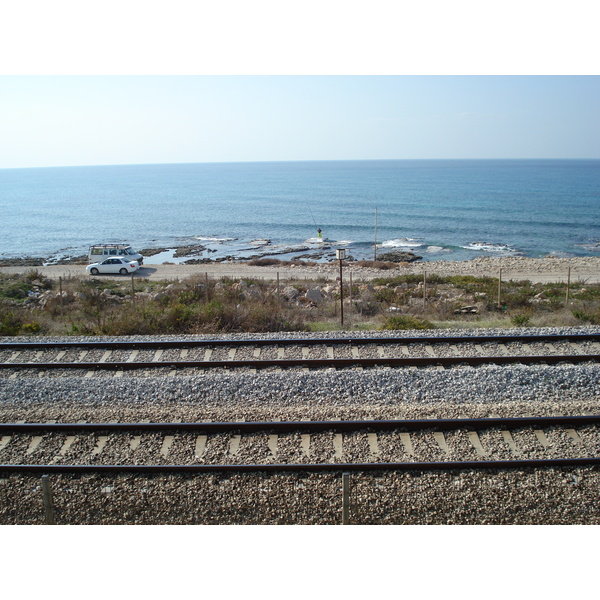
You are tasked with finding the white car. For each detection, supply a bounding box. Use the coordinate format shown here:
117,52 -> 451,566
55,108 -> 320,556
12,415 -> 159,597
86,257 -> 140,276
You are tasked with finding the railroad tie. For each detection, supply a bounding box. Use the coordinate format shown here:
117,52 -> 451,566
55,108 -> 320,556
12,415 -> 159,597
433,432 -> 450,454
91,436 -> 109,456
367,433 -> 380,456
399,432 -> 414,456
195,435 -> 207,458
229,434 -> 241,455
534,429 -> 552,450
0,435 -> 12,453
333,433 -> 343,459
301,433 -> 311,457
27,420 -> 56,455
130,420 -> 150,451
268,419 -> 279,458
501,430 -> 520,455
99,350 -> 112,363
467,431 -> 488,457
160,420 -> 181,457
229,419 -> 243,455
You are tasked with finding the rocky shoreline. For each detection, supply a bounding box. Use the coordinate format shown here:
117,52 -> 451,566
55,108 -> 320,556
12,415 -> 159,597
1,253 -> 599,285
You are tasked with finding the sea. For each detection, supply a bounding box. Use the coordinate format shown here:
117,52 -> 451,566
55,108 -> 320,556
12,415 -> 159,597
0,159 -> 599,265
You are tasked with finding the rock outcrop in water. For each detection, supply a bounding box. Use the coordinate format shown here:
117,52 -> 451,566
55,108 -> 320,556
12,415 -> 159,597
376,251 -> 422,263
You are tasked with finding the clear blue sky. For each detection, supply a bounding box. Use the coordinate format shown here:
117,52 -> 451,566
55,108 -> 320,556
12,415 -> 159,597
1,76 -> 598,168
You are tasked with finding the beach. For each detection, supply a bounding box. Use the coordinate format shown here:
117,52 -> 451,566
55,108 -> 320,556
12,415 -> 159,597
1,255 -> 599,284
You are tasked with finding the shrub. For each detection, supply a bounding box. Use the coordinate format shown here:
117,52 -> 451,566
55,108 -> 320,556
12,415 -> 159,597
247,258 -> 282,267
0,308 -> 23,335
572,309 -> 600,324
511,312 -> 532,327
380,315 -> 433,330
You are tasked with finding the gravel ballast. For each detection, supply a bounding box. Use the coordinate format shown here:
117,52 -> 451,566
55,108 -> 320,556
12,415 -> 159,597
2,326 -> 600,524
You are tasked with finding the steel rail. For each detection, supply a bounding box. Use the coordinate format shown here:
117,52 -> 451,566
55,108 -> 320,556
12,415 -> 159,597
3,353 -> 599,371
2,414 -> 599,434
0,332 -> 599,350
2,457 -> 600,474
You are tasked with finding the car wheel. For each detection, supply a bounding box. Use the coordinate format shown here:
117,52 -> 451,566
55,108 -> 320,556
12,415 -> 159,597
120,268 -> 129,275
90,268 -> 99,275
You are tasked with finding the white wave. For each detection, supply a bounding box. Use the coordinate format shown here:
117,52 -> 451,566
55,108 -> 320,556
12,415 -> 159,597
462,242 -> 517,253
304,237 -> 331,244
379,238 -> 424,248
192,236 -> 237,243
425,246 -> 452,253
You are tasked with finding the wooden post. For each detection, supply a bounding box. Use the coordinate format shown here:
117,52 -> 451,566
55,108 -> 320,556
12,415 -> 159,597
342,472 -> 350,525
423,271 -> 426,309
277,271 -> 280,300
497,268 -> 502,309
339,258 -> 344,327
131,274 -> 135,308
565,267 -> 571,306
205,272 -> 209,302
41,475 -> 55,525
349,270 -> 353,324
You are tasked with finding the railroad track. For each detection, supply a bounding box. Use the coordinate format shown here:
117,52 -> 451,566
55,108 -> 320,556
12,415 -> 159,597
2,415 -> 599,473
1,333 -> 599,374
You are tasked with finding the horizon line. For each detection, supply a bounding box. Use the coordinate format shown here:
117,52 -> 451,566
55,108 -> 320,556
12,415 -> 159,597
2,157 -> 600,171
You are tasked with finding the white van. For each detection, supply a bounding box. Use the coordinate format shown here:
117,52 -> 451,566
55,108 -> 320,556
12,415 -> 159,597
88,244 -> 144,265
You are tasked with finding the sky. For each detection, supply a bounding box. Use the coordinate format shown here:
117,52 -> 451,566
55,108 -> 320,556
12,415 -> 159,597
0,1 -> 599,169
1,75 -> 599,168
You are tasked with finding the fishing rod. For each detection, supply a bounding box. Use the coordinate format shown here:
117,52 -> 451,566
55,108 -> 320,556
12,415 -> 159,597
309,206 -> 323,238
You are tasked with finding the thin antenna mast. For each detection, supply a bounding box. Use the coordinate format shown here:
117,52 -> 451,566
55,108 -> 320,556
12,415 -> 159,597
374,208 -> 378,261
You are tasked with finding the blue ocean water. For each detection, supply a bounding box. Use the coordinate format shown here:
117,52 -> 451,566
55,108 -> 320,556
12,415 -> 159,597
0,159 -> 599,263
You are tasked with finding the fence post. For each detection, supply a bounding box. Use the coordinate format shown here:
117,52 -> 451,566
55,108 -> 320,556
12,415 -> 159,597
565,267 -> 571,306
423,271 -> 427,309
131,274 -> 135,308
349,270 -> 353,323
41,475 -> 55,524
342,472 -> 350,524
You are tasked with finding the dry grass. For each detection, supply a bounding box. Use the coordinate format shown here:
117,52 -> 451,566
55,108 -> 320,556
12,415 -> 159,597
1,269 -> 599,336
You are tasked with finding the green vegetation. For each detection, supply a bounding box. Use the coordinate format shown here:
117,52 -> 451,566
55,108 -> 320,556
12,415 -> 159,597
0,269 -> 599,336
380,315 -> 434,330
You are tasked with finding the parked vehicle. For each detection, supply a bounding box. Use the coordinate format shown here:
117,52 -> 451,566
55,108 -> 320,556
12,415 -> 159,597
88,244 -> 144,264
86,257 -> 140,275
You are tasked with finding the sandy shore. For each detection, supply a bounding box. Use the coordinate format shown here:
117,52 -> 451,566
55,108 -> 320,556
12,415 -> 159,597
1,255 -> 599,284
